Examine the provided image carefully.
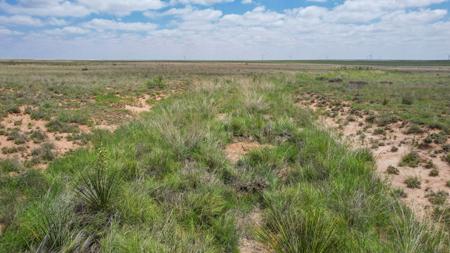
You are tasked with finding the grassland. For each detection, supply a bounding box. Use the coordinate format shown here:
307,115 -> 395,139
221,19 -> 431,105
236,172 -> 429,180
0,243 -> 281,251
0,61 -> 449,252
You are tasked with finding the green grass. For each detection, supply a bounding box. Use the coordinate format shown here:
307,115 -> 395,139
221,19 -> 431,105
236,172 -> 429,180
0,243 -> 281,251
0,74 -> 448,252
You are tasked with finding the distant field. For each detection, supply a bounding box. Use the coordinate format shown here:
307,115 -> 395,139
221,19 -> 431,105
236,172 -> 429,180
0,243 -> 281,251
0,61 -> 449,252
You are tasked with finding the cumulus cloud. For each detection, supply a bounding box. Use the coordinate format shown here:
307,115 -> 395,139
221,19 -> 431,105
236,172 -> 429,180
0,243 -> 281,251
83,19 -> 157,32
0,15 -> 43,26
0,0 -> 449,59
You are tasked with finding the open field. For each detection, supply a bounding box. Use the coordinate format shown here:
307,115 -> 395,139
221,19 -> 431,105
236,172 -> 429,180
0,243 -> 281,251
0,61 -> 450,252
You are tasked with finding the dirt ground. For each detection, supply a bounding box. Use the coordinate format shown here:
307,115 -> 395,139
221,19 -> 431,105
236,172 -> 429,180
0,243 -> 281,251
297,93 -> 450,218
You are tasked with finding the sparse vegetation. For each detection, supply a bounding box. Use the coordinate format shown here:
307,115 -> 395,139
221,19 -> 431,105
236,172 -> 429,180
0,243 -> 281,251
0,62 -> 449,252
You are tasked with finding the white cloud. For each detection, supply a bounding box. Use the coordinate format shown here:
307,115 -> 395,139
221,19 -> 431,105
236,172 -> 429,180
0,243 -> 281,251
0,0 -> 449,59
77,0 -> 166,16
0,15 -> 43,26
0,0 -> 166,17
241,0 -> 252,4
83,19 -> 157,32
170,0 -> 234,5
0,0 -> 91,17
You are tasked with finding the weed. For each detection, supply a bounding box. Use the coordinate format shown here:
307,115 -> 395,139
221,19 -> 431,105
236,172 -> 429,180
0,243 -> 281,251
401,96 -> 414,105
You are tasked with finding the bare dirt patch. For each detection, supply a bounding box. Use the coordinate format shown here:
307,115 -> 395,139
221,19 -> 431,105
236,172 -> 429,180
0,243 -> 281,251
125,94 -> 152,114
237,208 -> 272,253
297,93 -> 450,218
225,141 -> 269,163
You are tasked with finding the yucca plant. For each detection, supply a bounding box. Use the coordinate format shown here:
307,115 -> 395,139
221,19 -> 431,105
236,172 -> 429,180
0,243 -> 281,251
75,150 -> 118,212
258,207 -> 343,253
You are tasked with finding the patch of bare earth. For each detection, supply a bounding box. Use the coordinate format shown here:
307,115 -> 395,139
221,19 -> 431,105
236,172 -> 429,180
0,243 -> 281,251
0,107 -> 82,168
297,93 -> 450,218
237,208 -> 272,253
224,141 -> 272,252
225,140 -> 269,164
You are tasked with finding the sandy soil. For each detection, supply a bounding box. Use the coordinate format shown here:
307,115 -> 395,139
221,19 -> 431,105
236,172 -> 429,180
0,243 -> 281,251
297,93 -> 450,218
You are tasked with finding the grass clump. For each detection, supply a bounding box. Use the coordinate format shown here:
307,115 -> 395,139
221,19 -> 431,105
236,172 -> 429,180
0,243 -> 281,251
404,176 -> 421,189
29,129 -> 47,143
46,119 -> 78,133
399,152 -> 420,167
406,124 -> 423,134
426,191 -> 448,205
386,165 -> 399,175
146,76 -> 166,89
6,129 -> 27,145
31,143 -> 55,163
258,206 -> 343,253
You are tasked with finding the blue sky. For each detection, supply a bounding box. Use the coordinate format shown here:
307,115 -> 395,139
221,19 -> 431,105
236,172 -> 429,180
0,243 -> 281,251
0,0 -> 449,60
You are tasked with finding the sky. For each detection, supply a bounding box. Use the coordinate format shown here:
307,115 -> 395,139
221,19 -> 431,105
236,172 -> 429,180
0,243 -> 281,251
0,0 -> 449,60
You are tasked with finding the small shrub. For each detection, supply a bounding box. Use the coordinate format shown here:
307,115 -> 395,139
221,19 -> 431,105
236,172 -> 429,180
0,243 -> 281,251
447,181 -> 450,188
399,152 -> 420,167
386,165 -> 399,175
404,176 -> 421,189
390,146 -> 399,152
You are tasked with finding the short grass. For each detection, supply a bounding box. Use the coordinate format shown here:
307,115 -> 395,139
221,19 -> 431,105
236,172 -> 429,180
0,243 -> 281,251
296,69 -> 450,131
0,74 -> 448,252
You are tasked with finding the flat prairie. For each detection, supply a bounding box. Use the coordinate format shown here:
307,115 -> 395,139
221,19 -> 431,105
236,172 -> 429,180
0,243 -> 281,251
1,61 -> 450,253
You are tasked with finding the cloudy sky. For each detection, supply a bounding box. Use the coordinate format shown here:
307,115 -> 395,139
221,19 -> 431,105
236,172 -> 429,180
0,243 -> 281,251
0,0 -> 449,60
